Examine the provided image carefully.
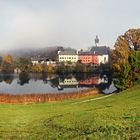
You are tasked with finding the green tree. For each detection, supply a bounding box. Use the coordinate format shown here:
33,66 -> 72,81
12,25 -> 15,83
115,63 -> 131,90
16,57 -> 31,72
128,51 -> 140,84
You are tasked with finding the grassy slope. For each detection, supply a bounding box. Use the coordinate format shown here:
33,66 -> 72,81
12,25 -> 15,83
0,86 -> 139,140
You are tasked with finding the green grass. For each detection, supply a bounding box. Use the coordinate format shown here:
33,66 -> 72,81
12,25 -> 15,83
0,86 -> 140,140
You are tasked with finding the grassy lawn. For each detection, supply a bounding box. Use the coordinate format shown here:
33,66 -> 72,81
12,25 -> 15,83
0,86 -> 139,140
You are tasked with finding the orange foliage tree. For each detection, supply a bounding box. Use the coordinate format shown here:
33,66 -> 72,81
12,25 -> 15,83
112,28 -> 140,72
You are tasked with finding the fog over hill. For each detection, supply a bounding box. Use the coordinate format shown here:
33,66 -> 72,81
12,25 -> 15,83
1,46 -> 76,59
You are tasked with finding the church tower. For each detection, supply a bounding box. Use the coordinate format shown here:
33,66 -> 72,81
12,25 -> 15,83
95,35 -> 99,46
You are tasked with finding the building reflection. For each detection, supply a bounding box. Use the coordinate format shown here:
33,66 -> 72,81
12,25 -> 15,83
57,74 -> 113,93
59,76 -> 79,89
79,75 -> 108,86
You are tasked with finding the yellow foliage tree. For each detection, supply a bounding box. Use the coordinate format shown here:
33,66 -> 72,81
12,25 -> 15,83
3,54 -> 13,63
112,35 -> 130,71
32,64 -> 42,73
47,64 -> 54,73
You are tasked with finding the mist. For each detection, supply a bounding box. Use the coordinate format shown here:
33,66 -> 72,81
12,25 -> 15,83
0,0 -> 140,51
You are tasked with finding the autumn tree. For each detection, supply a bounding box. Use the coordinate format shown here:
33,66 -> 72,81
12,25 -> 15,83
113,28 -> 140,90
47,64 -> 55,73
3,54 -> 13,63
112,28 -> 140,72
1,54 -> 14,73
112,36 -> 129,71
124,29 -> 140,51
32,64 -> 42,73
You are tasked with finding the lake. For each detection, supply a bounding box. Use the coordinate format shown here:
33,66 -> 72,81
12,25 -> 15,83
0,73 -> 117,94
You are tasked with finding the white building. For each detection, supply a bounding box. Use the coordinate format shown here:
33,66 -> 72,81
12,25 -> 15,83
32,60 -> 39,65
31,58 -> 56,66
90,46 -> 110,64
58,51 -> 78,63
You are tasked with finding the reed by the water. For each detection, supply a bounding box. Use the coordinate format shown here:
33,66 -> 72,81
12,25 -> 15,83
0,88 -> 98,103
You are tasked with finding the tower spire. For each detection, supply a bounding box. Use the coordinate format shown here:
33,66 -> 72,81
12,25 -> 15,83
95,35 -> 99,46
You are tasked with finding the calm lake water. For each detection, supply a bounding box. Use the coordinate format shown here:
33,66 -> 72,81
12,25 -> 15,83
0,73 -> 117,94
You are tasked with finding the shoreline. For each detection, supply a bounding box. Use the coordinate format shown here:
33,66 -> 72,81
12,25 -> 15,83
0,88 -> 99,104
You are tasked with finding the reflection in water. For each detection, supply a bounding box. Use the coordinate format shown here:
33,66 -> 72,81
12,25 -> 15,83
18,72 -> 30,86
58,73 -> 116,93
0,74 -> 14,85
0,73 -> 117,94
3,74 -> 14,85
59,76 -> 78,87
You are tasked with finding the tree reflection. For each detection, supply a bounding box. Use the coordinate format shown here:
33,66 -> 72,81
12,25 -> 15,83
0,72 -> 116,94
3,74 -> 14,84
42,72 -> 47,83
18,72 -> 30,86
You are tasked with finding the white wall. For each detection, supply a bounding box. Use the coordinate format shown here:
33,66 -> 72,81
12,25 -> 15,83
32,61 -> 39,65
98,55 -> 109,64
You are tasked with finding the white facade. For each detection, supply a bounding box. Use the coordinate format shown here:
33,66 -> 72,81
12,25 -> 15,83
32,60 -> 56,65
98,55 -> 109,64
59,54 -> 79,63
32,60 -> 39,65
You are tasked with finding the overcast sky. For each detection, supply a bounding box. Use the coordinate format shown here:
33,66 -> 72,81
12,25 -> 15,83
0,0 -> 139,51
